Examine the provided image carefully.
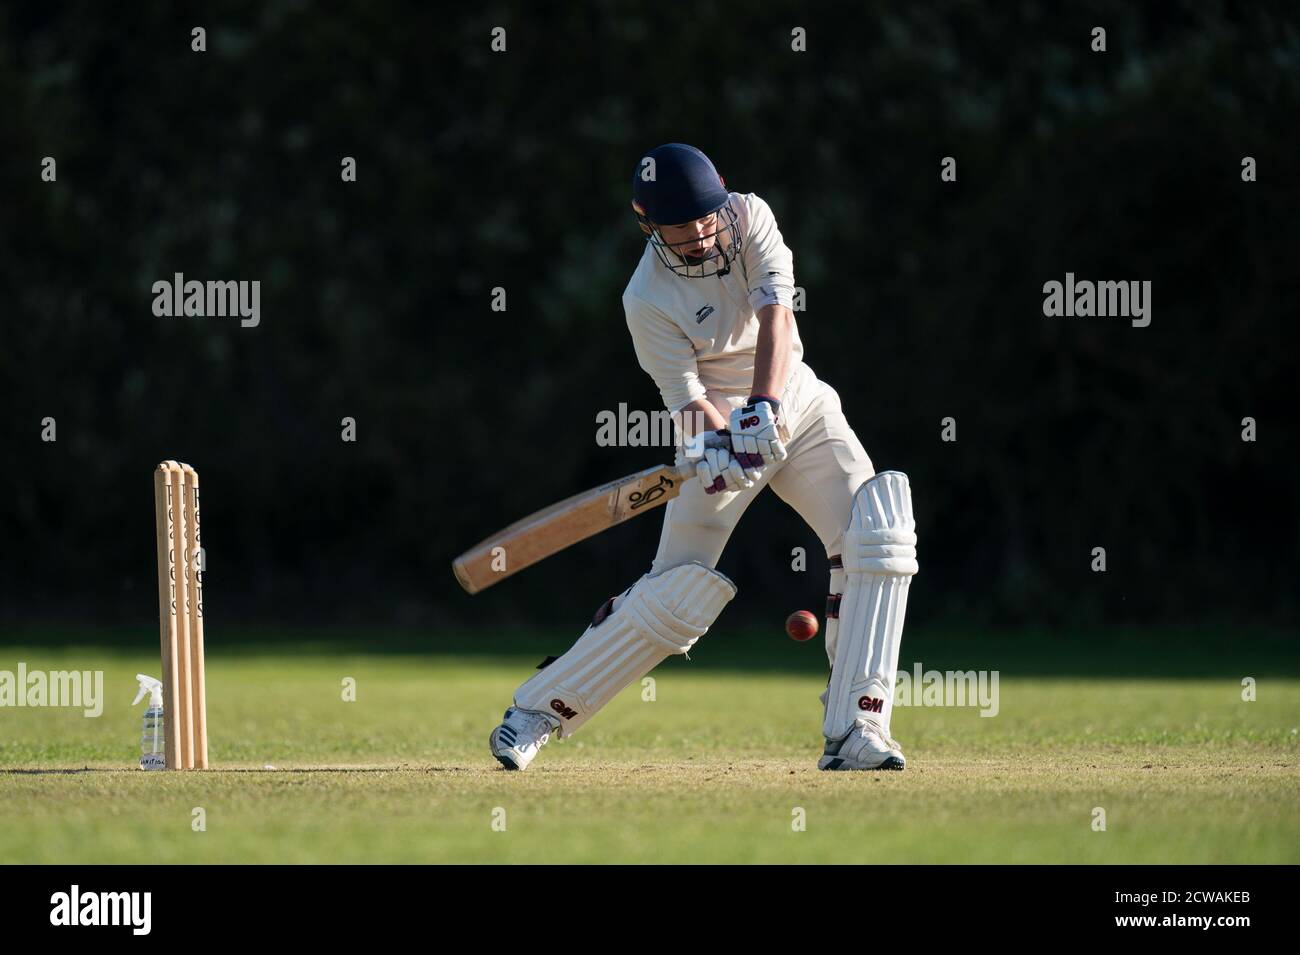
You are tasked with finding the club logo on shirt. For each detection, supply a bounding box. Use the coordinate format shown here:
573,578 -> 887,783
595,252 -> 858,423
695,304 -> 715,324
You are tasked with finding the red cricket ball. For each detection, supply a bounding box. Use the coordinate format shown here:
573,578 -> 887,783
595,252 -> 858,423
786,610 -> 819,642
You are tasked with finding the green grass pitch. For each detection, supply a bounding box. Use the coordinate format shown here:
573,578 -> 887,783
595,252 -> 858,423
1,628 -> 1297,863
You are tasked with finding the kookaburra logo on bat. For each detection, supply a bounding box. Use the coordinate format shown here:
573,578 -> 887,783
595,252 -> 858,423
629,474 -> 675,509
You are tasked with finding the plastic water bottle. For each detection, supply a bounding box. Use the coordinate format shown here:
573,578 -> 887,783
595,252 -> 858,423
134,674 -> 166,770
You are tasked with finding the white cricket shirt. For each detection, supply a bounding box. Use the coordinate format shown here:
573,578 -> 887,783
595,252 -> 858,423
622,192 -> 808,415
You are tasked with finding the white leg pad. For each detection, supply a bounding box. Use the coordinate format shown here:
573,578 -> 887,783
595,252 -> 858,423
822,471 -> 918,740
515,560 -> 737,737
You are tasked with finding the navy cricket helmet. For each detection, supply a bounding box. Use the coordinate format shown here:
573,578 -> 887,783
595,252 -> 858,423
631,143 -> 741,278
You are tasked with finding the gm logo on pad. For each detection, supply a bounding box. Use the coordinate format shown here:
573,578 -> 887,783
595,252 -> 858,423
550,699 -> 578,719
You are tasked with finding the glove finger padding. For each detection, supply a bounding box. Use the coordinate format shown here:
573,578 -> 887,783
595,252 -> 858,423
724,451 -> 752,489
697,447 -> 754,495
694,454 -> 722,494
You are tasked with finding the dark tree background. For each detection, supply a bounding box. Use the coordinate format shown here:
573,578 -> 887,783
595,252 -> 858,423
1,2 -> 1295,634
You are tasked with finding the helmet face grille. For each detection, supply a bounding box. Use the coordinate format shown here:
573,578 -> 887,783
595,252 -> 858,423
636,198 -> 742,279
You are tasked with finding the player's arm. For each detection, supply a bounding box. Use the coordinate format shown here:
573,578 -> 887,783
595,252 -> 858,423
729,193 -> 798,476
622,292 -> 728,436
741,193 -> 797,407
624,294 -> 753,494
749,302 -> 795,403
673,397 -> 730,440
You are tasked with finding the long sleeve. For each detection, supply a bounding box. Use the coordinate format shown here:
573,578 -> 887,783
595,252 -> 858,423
741,194 -> 796,313
623,292 -> 708,414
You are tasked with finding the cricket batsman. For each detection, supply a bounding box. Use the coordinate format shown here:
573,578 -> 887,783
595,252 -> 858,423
490,143 -> 918,771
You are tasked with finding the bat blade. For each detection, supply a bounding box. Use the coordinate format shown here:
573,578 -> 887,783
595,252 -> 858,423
453,462 -> 693,594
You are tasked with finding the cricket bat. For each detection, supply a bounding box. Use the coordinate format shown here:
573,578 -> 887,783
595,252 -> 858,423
453,461 -> 697,594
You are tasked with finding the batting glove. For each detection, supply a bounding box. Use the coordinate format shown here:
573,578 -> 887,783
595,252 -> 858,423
694,437 -> 756,495
728,396 -> 787,480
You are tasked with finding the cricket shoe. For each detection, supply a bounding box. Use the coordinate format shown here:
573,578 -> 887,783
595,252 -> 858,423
818,719 -> 905,771
490,706 -> 560,771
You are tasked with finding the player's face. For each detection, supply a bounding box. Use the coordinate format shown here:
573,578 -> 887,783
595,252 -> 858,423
657,213 -> 720,264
